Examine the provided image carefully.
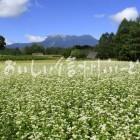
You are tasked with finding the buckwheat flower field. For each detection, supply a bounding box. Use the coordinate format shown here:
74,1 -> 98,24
0,60 -> 140,140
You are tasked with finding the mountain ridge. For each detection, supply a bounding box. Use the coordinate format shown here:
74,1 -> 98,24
7,35 -> 98,48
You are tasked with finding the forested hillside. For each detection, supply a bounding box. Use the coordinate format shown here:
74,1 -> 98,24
96,18 -> 140,60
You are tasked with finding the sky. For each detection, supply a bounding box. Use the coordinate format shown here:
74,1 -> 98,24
0,0 -> 140,44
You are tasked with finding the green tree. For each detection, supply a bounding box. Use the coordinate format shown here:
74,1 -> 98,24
97,32 -> 116,59
24,44 -> 45,54
0,36 -> 6,50
71,49 -> 86,58
116,18 -> 140,60
63,48 -> 72,58
116,19 -> 131,44
96,18 -> 140,60
129,20 -> 140,60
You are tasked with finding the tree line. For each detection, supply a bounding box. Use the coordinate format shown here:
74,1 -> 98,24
96,18 -> 140,61
1,18 -> 140,60
0,40 -> 94,58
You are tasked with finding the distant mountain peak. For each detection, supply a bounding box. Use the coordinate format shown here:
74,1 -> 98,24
7,34 -> 98,48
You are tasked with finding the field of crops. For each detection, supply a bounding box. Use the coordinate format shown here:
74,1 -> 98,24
0,60 -> 140,139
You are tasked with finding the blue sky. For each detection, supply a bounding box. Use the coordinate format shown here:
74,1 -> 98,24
0,0 -> 140,44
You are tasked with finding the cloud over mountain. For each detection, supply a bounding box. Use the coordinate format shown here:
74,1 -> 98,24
26,34 -> 47,42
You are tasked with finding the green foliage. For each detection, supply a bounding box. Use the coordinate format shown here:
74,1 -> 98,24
97,18 -> 140,61
116,19 -> 131,45
63,48 -> 72,58
0,48 -> 21,55
0,35 -> 6,50
24,44 -> 45,54
71,49 -> 87,58
45,47 -> 70,56
72,45 -> 93,50
96,33 -> 117,59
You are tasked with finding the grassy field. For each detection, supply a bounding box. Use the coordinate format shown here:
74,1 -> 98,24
0,60 -> 140,139
0,55 -> 62,61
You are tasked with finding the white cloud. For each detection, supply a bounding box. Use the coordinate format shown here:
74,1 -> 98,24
93,14 -> 105,18
0,0 -> 30,17
5,38 -> 13,45
26,34 -> 47,42
111,7 -> 139,23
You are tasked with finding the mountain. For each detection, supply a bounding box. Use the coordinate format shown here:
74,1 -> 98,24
7,35 -> 98,48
